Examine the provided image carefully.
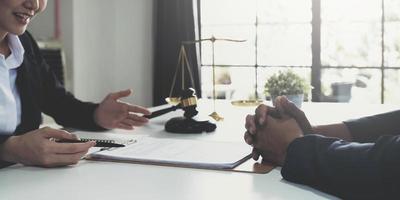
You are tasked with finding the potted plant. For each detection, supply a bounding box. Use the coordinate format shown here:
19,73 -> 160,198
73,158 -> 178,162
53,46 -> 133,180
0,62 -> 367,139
264,70 -> 310,108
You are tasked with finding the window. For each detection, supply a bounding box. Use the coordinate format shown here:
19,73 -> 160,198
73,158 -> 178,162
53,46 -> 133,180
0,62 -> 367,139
199,0 -> 400,104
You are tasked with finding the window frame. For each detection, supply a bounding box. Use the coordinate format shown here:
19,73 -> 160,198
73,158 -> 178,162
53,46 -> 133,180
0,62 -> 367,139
198,0 -> 392,103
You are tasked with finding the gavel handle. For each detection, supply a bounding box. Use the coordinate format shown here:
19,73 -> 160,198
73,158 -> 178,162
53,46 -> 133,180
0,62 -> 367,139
144,105 -> 180,119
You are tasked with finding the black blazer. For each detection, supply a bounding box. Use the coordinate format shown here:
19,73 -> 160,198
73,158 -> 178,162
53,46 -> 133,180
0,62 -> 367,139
0,32 -> 104,165
281,110 -> 400,199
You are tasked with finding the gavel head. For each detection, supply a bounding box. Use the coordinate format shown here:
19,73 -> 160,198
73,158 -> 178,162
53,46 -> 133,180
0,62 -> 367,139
180,88 -> 199,119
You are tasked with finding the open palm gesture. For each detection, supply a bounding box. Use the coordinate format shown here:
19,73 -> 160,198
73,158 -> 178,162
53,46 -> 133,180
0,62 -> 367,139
94,89 -> 151,130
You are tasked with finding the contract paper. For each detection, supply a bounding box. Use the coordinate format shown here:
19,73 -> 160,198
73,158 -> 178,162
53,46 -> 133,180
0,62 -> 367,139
89,137 -> 251,169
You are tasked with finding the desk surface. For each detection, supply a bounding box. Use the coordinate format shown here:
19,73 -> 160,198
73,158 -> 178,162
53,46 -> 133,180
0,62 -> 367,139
1,100 -> 398,200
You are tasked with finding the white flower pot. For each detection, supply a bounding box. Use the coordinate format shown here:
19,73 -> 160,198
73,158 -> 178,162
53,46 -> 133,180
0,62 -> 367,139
271,94 -> 304,108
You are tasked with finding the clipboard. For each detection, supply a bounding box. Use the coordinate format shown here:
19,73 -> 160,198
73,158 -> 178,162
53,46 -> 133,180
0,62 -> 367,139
232,159 -> 275,174
86,156 -> 275,174
85,137 -> 275,174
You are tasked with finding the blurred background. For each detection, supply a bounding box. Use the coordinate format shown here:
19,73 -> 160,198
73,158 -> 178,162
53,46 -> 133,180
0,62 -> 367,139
29,0 -> 154,106
29,0 -> 400,107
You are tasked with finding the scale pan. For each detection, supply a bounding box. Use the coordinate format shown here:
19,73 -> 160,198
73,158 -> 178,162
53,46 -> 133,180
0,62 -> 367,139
231,100 -> 264,107
209,111 -> 224,121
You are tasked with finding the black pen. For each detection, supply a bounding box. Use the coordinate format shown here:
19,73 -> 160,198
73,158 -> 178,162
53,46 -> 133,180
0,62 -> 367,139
56,139 -> 125,148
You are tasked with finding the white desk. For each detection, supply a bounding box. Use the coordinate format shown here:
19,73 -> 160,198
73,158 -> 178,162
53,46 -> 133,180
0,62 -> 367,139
1,100 -> 398,200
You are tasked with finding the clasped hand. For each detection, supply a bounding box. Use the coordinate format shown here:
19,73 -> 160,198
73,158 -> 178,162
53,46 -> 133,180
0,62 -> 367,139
243,96 -> 313,166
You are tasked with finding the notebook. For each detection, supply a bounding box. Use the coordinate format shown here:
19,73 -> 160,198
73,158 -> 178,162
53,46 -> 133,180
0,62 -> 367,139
87,137 -> 252,170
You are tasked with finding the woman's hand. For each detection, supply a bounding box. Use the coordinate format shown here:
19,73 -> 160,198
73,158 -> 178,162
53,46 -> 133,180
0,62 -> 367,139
0,127 -> 95,167
94,89 -> 151,130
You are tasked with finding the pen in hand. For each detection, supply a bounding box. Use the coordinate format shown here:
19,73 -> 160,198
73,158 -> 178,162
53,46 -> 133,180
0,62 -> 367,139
56,139 -> 125,148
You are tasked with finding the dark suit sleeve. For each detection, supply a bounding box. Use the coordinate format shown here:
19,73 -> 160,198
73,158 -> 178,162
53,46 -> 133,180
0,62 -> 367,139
281,135 -> 400,199
39,60 -> 104,130
344,110 -> 400,143
23,32 -> 105,131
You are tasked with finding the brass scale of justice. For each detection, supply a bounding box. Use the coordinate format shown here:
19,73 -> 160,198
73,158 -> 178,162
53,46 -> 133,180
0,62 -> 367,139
145,36 -> 263,133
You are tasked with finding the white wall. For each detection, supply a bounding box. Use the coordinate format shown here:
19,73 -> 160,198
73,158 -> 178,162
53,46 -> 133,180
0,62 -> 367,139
59,0 -> 74,92
114,0 -> 154,107
72,0 -> 117,101
27,0 -> 55,40
28,0 -> 154,107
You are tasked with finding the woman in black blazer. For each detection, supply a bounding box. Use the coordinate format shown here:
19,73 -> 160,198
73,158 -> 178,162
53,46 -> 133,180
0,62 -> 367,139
0,0 -> 150,167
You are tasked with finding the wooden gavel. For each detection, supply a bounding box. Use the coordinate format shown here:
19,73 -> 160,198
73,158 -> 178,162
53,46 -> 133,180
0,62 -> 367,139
145,88 -> 198,119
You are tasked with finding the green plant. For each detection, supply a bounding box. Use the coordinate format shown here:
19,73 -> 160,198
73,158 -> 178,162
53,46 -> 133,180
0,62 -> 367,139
264,70 -> 310,97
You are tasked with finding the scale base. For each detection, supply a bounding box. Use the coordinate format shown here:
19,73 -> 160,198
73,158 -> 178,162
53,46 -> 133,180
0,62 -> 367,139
165,117 -> 216,133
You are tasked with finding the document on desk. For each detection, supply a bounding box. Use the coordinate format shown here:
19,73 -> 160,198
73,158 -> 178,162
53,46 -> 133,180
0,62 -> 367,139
88,137 -> 252,170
